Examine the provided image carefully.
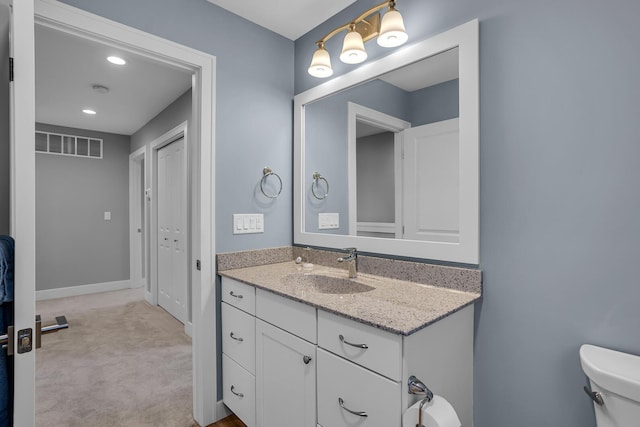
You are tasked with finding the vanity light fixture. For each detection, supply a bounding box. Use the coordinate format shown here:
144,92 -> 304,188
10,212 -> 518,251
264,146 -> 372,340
82,109 -> 97,115
308,0 -> 407,78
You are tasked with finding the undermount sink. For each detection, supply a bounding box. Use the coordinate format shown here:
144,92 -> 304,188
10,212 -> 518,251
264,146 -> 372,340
281,273 -> 375,295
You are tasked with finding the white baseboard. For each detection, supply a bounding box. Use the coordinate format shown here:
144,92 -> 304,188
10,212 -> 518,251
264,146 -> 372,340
184,321 -> 193,338
36,279 -> 135,301
215,400 -> 232,421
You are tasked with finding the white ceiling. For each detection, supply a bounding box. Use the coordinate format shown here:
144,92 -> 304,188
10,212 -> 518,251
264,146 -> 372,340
35,25 -> 192,136
206,0 -> 358,40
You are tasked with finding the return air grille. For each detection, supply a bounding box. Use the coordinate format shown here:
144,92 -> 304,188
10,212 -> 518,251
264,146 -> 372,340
35,131 -> 103,159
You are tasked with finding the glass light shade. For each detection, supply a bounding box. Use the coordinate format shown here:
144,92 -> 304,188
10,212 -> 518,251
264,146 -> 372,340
308,47 -> 333,78
339,30 -> 367,64
377,9 -> 408,47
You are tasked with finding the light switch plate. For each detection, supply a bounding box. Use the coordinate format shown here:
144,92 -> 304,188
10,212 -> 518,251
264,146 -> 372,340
319,213 -> 339,229
104,211 -> 111,221
233,214 -> 264,234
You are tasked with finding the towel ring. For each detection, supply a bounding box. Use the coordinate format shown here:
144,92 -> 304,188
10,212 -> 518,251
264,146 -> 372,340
260,167 -> 282,199
311,172 -> 329,200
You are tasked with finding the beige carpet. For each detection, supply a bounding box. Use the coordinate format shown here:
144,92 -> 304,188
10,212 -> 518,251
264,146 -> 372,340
36,288 -> 195,427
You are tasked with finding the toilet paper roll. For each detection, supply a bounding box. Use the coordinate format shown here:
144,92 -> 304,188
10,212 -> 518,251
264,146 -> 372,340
402,395 -> 461,427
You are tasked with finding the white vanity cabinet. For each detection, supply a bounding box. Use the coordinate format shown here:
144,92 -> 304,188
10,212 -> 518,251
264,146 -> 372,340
222,279 -> 317,427
221,278 -> 256,427
220,276 -> 475,427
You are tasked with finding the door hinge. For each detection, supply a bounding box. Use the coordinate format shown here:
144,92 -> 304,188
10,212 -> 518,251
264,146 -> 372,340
9,57 -> 14,82
196,259 -> 201,271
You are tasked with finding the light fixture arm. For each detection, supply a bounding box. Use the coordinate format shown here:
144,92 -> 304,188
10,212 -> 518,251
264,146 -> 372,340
314,0 -> 395,46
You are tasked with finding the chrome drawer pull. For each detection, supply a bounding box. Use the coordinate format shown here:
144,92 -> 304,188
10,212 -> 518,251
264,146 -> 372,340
339,334 -> 368,349
229,291 -> 243,299
230,332 -> 244,342
338,397 -> 367,417
230,385 -> 244,398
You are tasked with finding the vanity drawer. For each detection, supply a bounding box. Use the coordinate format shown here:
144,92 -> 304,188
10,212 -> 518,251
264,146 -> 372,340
256,288 -> 316,343
317,349 -> 400,427
223,353 -> 255,427
222,302 -> 255,373
222,277 -> 256,315
318,309 -> 402,381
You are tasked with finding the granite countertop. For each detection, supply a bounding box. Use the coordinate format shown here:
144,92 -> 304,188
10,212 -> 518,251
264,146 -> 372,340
219,261 -> 481,336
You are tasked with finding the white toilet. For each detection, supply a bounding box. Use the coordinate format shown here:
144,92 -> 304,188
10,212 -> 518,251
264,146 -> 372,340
580,344 -> 640,426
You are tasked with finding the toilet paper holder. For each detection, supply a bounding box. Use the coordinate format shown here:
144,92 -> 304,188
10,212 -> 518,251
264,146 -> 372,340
408,375 -> 434,427
408,375 -> 434,401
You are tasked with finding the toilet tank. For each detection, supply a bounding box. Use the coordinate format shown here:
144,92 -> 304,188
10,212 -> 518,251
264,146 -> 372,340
580,344 -> 640,427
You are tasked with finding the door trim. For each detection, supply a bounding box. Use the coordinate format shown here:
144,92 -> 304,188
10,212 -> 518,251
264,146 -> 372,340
346,102 -> 411,237
150,122 -> 190,333
129,146 -> 148,297
24,1 -> 218,424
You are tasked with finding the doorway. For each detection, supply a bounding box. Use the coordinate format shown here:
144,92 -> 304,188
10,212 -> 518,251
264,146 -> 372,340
347,102 -> 410,237
33,22 -> 194,424
10,1 -> 217,425
129,147 -> 147,293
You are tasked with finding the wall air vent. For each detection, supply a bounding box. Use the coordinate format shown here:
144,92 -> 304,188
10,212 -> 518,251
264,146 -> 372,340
35,131 -> 103,159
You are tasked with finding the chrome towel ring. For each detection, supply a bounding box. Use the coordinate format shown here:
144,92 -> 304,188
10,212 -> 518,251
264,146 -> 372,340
312,172 -> 329,200
260,167 -> 282,199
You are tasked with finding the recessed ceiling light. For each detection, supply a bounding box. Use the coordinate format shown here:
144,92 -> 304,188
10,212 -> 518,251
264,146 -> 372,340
83,109 -> 97,115
107,56 -> 126,65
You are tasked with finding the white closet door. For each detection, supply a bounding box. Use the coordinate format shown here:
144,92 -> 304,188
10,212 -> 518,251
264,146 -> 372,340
157,138 -> 187,323
403,118 -> 460,243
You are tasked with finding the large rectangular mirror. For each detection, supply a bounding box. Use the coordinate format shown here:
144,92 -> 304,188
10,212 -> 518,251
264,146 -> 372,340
294,20 -> 479,264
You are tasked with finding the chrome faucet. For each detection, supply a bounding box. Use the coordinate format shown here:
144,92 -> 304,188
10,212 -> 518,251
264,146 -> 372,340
337,247 -> 358,278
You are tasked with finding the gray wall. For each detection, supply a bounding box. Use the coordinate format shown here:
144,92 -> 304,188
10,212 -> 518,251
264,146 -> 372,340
35,123 -> 130,290
0,5 -> 10,235
409,79 -> 459,126
356,132 -> 394,223
131,89 -> 191,153
60,0 -> 294,254
297,1 -> 640,426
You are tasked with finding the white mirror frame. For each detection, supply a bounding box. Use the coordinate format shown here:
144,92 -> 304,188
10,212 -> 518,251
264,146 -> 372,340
294,19 -> 479,264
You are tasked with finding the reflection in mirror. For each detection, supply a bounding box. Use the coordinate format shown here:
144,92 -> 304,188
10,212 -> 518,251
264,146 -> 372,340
294,19 -> 479,263
304,48 -> 460,242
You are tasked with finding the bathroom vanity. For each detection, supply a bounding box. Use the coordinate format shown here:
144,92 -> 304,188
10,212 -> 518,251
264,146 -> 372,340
218,259 -> 480,427
219,17 -> 481,427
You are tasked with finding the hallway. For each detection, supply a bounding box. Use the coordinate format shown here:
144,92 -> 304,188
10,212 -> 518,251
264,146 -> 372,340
35,288 -> 193,426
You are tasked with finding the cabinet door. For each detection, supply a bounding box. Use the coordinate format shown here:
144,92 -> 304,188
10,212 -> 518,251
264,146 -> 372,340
256,319 -> 316,427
